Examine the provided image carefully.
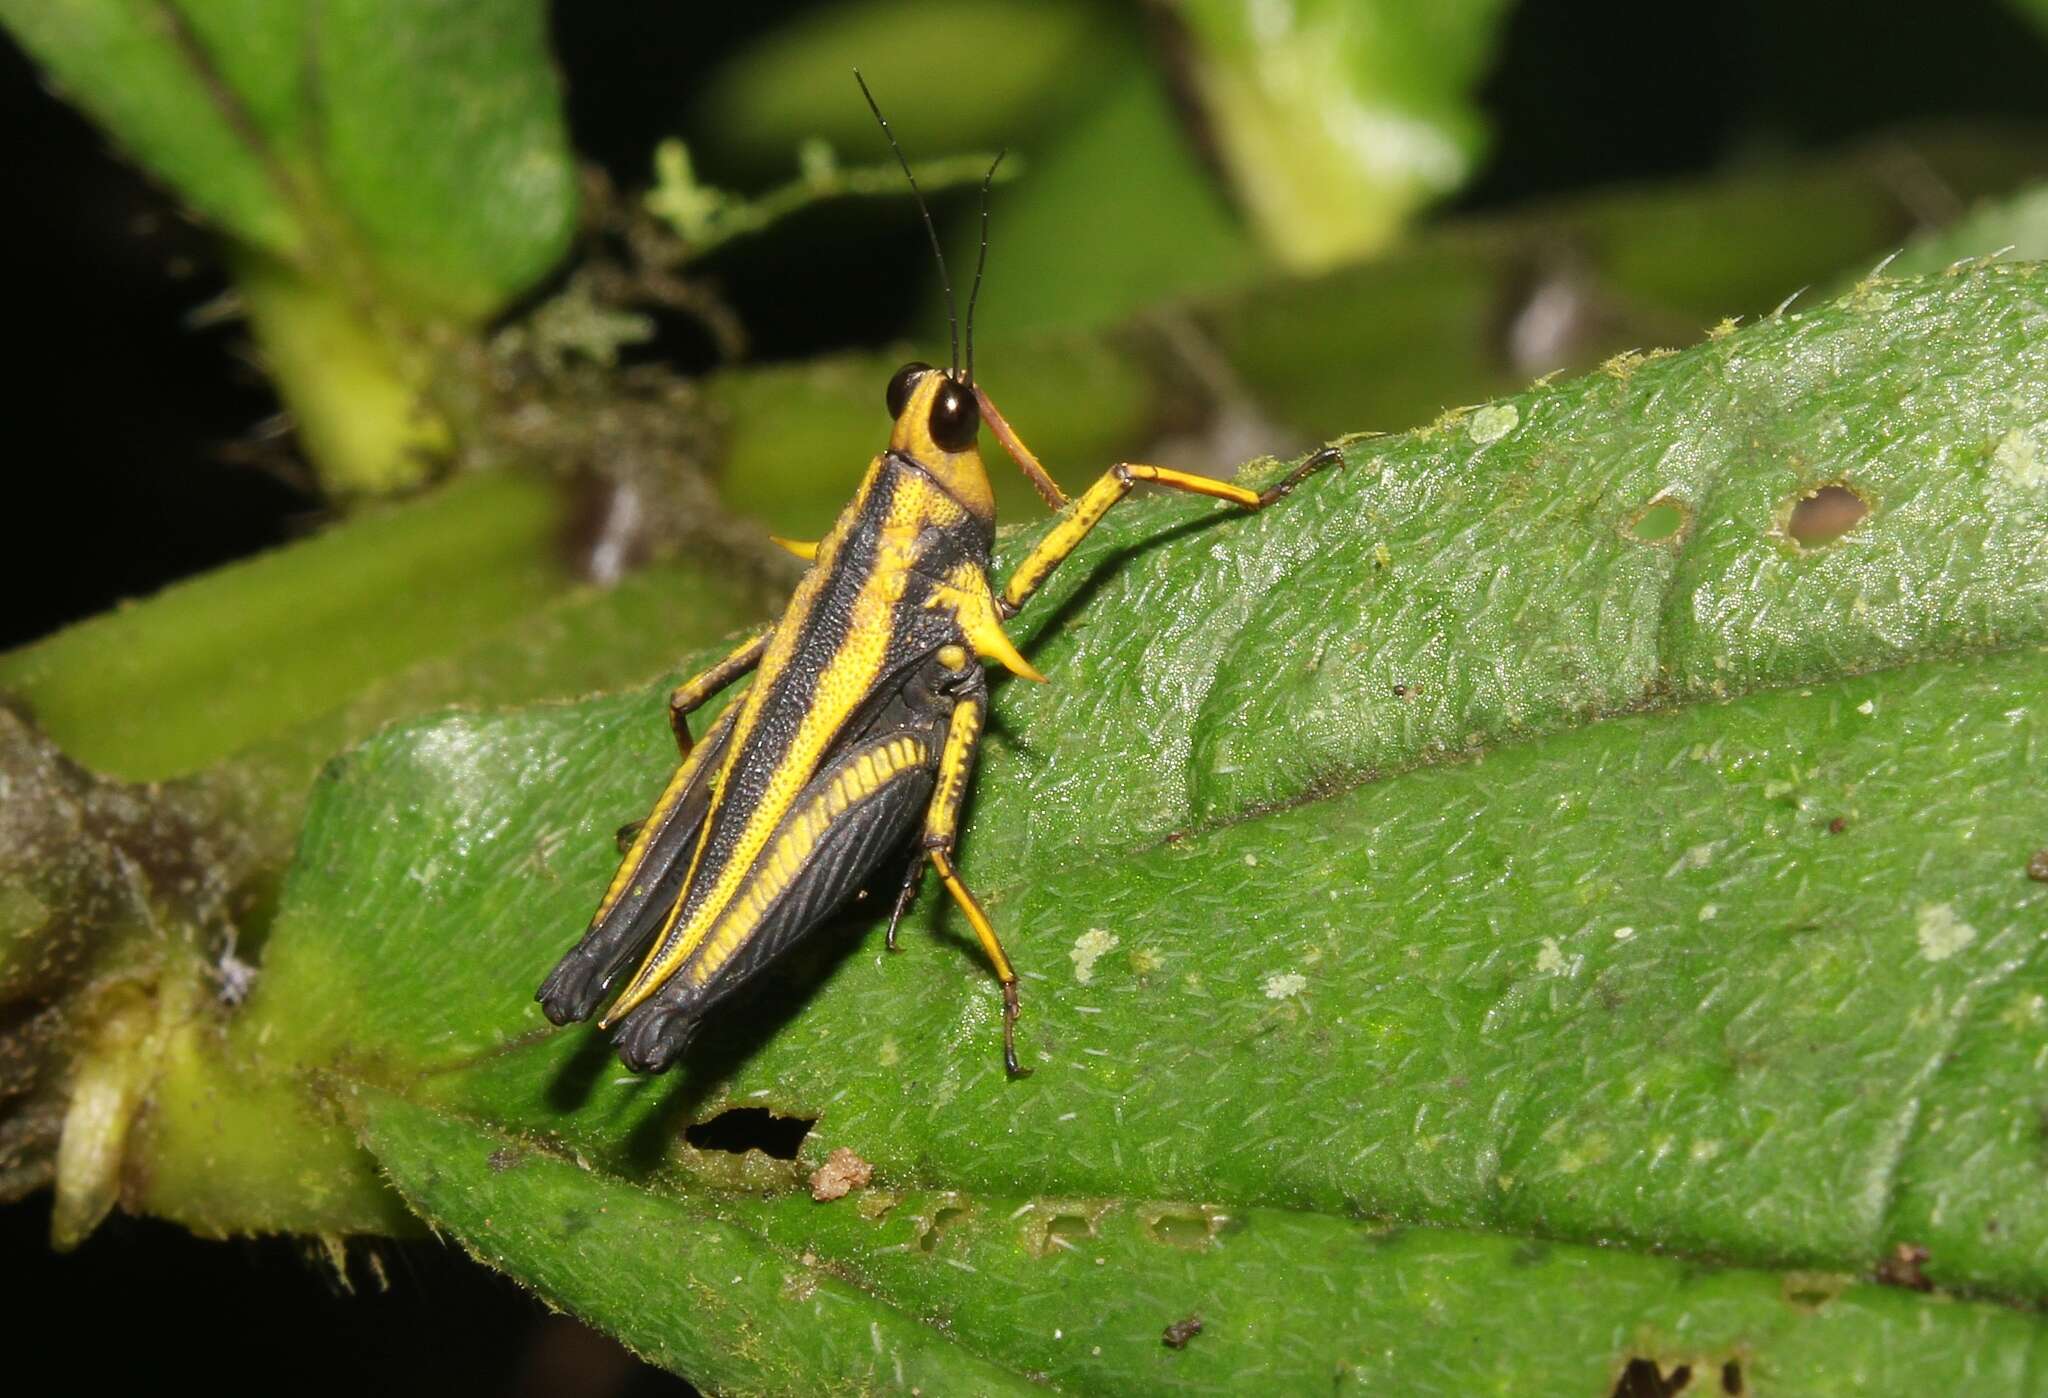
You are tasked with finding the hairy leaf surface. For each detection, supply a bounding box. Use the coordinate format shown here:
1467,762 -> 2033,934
240,267 -> 2048,1390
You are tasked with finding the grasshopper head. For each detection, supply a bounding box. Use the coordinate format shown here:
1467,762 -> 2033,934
885,361 -> 994,521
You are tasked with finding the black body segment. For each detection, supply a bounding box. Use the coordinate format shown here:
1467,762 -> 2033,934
536,706 -> 739,1025
610,723 -> 944,1073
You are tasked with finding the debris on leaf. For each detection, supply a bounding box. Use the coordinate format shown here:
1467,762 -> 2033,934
1876,1242 -> 1934,1292
809,1147 -> 873,1202
1162,1314 -> 1204,1349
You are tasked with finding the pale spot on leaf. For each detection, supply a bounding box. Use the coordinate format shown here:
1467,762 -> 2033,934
1069,929 -> 1118,984
1263,971 -> 1308,1000
1915,903 -> 1976,962
1468,403 -> 1519,445
1993,427 -> 2046,489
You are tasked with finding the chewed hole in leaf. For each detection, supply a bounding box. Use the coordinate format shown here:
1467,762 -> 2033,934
1022,1201 -> 1112,1257
1045,1214 -> 1094,1248
1629,496 -> 1690,543
1785,482 -> 1870,547
1780,1270 -> 1848,1310
1612,1357 -> 1692,1397
1145,1207 -> 1226,1250
682,1107 -> 815,1160
919,1204 -> 968,1252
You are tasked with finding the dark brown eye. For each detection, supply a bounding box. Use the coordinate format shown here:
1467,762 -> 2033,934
885,361 -> 931,420
928,380 -> 980,452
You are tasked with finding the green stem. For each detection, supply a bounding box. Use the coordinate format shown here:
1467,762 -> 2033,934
0,472 -> 564,782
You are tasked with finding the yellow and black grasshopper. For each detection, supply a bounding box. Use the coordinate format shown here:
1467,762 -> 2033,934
537,78 -> 1342,1075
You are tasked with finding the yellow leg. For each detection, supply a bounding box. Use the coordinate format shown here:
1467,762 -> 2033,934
668,629 -> 770,756
889,694 -> 1024,1072
996,447 -> 1346,615
931,850 -> 1022,1075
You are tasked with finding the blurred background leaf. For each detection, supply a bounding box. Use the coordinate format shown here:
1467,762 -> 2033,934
1174,0 -> 1514,269
0,0 -> 576,492
0,0 -> 575,315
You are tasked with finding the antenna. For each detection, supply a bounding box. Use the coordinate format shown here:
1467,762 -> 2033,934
965,150 -> 1004,385
854,70 -> 959,377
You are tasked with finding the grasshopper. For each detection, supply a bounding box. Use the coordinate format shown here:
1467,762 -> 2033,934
536,79 -> 1342,1075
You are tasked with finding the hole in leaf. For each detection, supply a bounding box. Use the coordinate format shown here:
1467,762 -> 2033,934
919,1205 -> 968,1252
1022,1199 -> 1113,1256
1147,1211 -> 1215,1249
1721,1359 -> 1745,1395
1612,1358 -> 1692,1397
1630,496 -> 1689,543
682,1107 -> 815,1160
1786,483 -> 1869,547
1044,1213 -> 1094,1250
1780,1270 -> 1847,1310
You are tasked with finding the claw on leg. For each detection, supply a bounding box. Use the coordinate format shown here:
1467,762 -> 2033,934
1001,978 -> 1023,1077
885,857 -> 926,952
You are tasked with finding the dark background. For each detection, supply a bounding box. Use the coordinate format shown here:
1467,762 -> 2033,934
5,1 -> 2046,1392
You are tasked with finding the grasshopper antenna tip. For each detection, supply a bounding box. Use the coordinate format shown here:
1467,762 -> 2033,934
855,70 -> 961,377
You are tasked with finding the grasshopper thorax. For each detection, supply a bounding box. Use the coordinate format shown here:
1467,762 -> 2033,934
885,362 -> 994,521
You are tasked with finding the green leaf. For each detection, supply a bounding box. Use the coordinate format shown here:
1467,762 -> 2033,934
1870,181 -> 2048,283
687,0 -> 1113,173
1174,0 -> 1514,268
691,1 -> 1263,335
361,1093 -> 1040,1393
298,0 -> 576,321
935,51 -> 1262,336
0,0 -> 577,494
181,264 -> 2048,1385
364,1094 -> 2044,1395
0,0 -> 576,322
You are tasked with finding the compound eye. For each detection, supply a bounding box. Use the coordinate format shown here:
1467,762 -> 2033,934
928,379 -> 981,452
885,361 -> 931,420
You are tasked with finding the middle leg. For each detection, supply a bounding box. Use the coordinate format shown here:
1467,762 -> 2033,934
908,688 -> 1026,1074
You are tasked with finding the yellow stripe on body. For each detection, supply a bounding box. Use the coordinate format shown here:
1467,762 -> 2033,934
682,731 -> 932,988
603,465 -> 964,1023
589,705 -> 738,927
